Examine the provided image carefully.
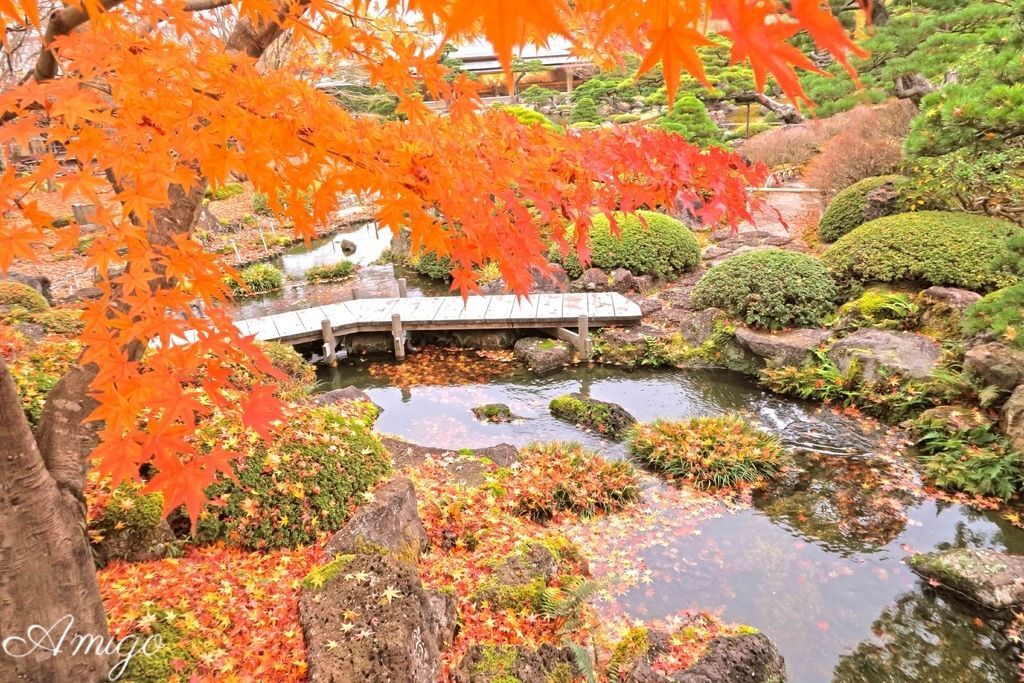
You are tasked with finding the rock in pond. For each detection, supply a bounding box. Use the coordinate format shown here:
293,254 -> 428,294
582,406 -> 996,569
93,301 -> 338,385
514,337 -> 574,374
1002,385 -> 1024,452
908,548 -> 1024,612
300,553 -> 456,683
324,477 -> 427,563
454,644 -> 579,683
314,385 -> 378,409
549,392 -> 637,438
964,342 -> 1024,392
827,328 -> 941,382
734,327 -> 832,368
472,403 -> 516,423
624,632 -> 786,683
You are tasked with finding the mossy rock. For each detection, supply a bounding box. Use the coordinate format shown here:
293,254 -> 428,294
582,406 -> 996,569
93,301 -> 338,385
819,175 -> 907,243
549,393 -> 637,438
472,403 -> 516,423
454,643 -> 579,683
907,549 -> 1024,612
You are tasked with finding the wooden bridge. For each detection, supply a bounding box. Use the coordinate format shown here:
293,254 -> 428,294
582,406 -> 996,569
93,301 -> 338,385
232,290 -> 642,360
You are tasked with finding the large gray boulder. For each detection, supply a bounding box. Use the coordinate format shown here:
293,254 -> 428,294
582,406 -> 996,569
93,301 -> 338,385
919,286 -> 982,332
454,644 -> 579,683
679,308 -> 726,346
300,553 -> 456,682
827,329 -> 941,382
908,548 -> 1024,612
964,342 -> 1024,392
324,477 -> 427,563
1001,385 -> 1024,452
625,633 -> 785,683
735,327 -> 832,368
514,337 -> 574,374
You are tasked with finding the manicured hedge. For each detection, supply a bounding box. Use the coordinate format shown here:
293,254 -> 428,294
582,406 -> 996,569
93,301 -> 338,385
823,211 -> 1021,291
691,249 -> 837,331
553,211 -> 701,279
819,175 -> 906,243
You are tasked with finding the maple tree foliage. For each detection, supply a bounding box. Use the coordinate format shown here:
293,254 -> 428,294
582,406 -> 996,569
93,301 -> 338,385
0,0 -> 867,522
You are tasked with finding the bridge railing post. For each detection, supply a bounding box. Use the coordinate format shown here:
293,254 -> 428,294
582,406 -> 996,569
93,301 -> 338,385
578,314 -> 591,359
397,278 -> 407,298
391,313 -> 405,359
321,319 -> 337,367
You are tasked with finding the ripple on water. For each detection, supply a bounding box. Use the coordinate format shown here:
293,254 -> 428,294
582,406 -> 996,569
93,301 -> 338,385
317,356 -> 1022,683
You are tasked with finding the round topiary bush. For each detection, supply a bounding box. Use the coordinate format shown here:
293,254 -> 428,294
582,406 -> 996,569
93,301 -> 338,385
823,211 -> 1022,291
627,415 -> 784,488
818,175 -> 906,243
690,249 -> 837,331
553,210 -> 701,279
0,281 -> 49,317
198,404 -> 390,549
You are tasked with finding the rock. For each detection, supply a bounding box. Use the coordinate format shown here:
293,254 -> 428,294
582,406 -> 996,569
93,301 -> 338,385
61,286 -> 104,304
610,267 -> 636,293
673,633 -> 786,683
491,543 -> 558,587
300,553 -> 455,682
919,286 -> 982,334
514,337 -> 574,374
324,477 -> 428,563
1001,385 -> 1024,452
679,308 -> 727,346
598,325 -> 665,367
572,267 -> 609,292
381,438 -> 519,487
549,392 -> 637,437
95,520 -> 177,566
472,403 -> 516,423
735,327 -> 832,368
454,644 -> 579,683
863,180 -> 903,223
530,263 -> 570,293
908,548 -> 1024,612
634,275 -> 654,294
13,321 -> 47,343
2,273 -> 51,303
340,238 -> 357,256
633,297 -> 664,316
314,386 -> 378,409
827,329 -> 942,382
964,342 -> 1024,392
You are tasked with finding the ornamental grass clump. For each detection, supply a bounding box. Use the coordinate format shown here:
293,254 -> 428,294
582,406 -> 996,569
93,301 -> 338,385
691,249 -> 837,331
627,415 -> 784,488
510,442 -> 641,520
304,259 -> 355,283
226,262 -> 284,297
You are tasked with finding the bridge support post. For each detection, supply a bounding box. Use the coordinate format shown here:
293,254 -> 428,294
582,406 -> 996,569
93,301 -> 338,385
397,278 -> 407,298
321,319 -> 337,367
391,313 -> 405,360
578,314 -> 591,360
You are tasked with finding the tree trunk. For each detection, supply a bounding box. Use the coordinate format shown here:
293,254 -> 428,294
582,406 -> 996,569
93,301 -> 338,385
0,359 -> 111,682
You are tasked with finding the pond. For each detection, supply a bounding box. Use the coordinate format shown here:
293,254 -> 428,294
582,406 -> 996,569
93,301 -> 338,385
233,223 -> 450,319
318,356 -> 1023,683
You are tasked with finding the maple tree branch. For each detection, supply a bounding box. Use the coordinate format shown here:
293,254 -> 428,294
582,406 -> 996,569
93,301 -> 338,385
30,0 -> 125,83
184,0 -> 233,11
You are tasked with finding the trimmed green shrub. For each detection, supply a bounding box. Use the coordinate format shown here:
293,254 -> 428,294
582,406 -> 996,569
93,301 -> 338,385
819,175 -> 907,243
411,250 -> 452,280
552,211 -> 700,279
963,283 -> 1024,348
628,415 -> 784,488
26,308 -> 84,336
198,405 -> 390,549
611,113 -> 641,124
823,212 -> 1021,291
495,104 -> 557,131
0,281 -> 48,318
657,93 -> 722,146
691,249 -> 837,331
256,341 -> 315,385
205,182 -> 245,201
570,96 -> 601,125
304,259 -> 355,283
226,262 -> 284,297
